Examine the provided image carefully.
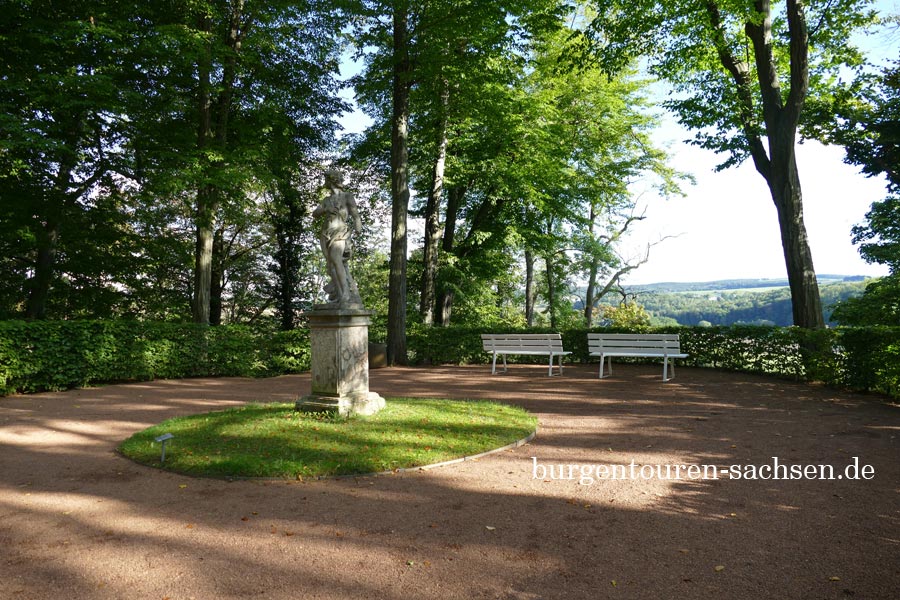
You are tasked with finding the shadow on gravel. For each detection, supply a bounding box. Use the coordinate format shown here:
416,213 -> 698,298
1,365 -> 897,599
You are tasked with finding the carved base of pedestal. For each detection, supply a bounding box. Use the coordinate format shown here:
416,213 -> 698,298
296,392 -> 386,417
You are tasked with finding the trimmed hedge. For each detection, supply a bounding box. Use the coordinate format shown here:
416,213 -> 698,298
0,320 -> 309,395
407,324 -> 900,399
1,320 -> 897,399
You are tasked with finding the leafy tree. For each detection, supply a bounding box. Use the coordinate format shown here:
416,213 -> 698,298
124,0 -> 347,324
352,0 -> 566,360
0,1 -> 138,319
832,199 -> 900,325
599,301 -> 652,328
818,59 -> 900,325
583,0 -> 877,329
507,21 -> 686,329
807,59 -> 900,191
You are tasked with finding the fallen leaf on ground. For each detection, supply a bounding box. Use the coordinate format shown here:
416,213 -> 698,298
714,565 -> 726,572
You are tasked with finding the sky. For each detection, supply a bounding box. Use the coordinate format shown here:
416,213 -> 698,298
337,2 -> 898,286
617,129 -> 891,285
619,4 -> 899,285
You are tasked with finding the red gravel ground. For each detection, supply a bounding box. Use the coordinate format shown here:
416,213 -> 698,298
1,364 -> 898,599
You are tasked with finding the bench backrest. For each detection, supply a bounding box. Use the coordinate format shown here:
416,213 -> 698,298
482,333 -> 566,353
588,333 -> 681,354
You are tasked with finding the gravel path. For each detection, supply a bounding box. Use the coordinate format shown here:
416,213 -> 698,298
1,364 -> 897,599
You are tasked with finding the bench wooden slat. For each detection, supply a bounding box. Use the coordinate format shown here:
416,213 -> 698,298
588,333 -> 678,339
589,340 -> 681,348
482,333 -> 565,339
587,333 -> 688,381
481,333 -> 570,376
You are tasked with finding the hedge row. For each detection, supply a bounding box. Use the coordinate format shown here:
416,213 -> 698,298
407,324 -> 900,398
0,320 -> 309,395
1,320 -> 897,399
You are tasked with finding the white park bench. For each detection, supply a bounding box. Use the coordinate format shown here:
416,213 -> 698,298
481,333 -> 572,377
588,333 -> 688,382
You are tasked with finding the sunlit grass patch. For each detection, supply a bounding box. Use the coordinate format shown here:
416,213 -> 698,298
119,398 -> 536,478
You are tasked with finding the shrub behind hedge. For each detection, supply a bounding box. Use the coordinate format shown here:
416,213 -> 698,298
408,324 -> 900,398
1,320 -> 896,399
0,320 -> 310,395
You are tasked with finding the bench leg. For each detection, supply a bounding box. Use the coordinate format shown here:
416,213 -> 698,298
546,353 -> 565,377
599,355 -> 611,379
492,353 -> 508,374
661,356 -> 678,381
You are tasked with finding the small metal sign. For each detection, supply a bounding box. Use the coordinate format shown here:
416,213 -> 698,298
154,433 -> 174,463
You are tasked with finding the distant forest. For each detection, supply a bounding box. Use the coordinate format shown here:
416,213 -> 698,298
615,277 -> 869,326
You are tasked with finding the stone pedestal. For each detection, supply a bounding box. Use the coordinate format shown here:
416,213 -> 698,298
296,307 -> 385,417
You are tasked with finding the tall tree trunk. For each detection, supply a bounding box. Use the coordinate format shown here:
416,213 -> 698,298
435,186 -> 463,326
387,4 -> 411,364
192,192 -> 215,324
209,228 -> 225,326
708,0 -> 823,328
25,120 -> 79,320
274,195 -> 300,331
584,262 -> 599,328
191,4 -> 242,325
442,186 -> 462,252
545,254 -> 556,330
768,147 -> 824,328
276,231 -> 297,331
24,219 -> 59,320
584,204 -> 598,327
192,14 -> 214,325
524,249 -> 535,327
419,77 -> 450,326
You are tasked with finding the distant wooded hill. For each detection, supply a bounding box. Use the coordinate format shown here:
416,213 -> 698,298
612,276 -> 870,326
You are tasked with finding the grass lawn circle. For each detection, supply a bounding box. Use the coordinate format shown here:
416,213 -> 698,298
119,398 -> 537,478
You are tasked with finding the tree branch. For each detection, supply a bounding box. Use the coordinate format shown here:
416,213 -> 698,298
591,234 -> 679,308
705,0 -> 772,179
785,0 -> 810,126
745,0 -> 784,126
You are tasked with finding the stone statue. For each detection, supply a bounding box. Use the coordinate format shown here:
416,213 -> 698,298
298,168 -> 385,417
313,169 -> 362,306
